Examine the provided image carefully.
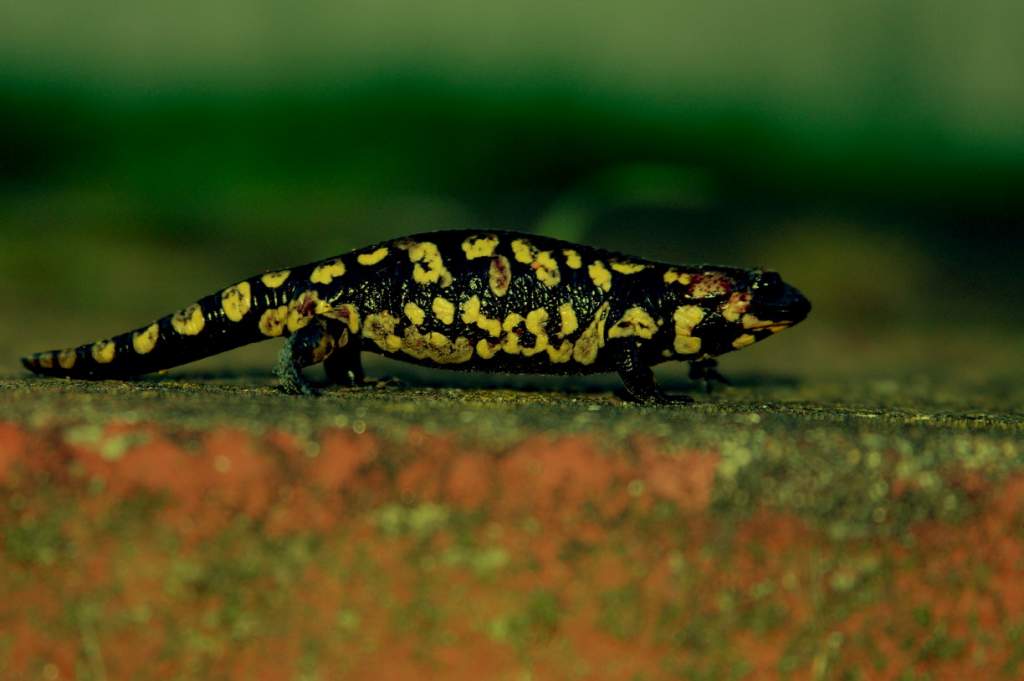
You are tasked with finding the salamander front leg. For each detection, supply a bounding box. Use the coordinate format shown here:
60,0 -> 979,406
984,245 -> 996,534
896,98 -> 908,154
612,341 -> 693,405
322,331 -> 366,387
275,320 -> 338,396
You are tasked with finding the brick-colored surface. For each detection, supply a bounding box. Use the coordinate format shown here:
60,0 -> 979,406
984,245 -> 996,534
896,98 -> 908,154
1,387 -> 1023,680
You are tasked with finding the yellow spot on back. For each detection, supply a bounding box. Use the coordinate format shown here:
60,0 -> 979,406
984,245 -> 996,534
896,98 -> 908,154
261,270 -> 291,288
133,323 -> 160,355
534,251 -> 561,287
572,302 -> 610,365
171,304 -> 205,336
610,261 -> 648,275
608,307 -> 659,339
259,306 -> 289,337
405,241 -> 452,287
461,234 -> 499,259
357,247 -> 389,266
221,281 -> 252,322
733,333 -> 756,349
488,255 -> 511,297
58,349 -> 76,370
92,339 -> 116,364
511,239 -> 560,287
558,303 -> 578,337
38,353 -> 54,369
404,302 -> 426,326
588,261 -> 612,292
511,239 -> 534,264
663,268 -> 692,286
311,259 -> 346,285
563,249 -> 582,269
673,305 -> 705,355
432,296 -> 455,325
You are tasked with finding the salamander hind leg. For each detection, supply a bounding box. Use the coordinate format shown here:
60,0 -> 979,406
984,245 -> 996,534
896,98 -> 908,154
612,340 -> 693,406
689,358 -> 731,394
275,319 -> 340,396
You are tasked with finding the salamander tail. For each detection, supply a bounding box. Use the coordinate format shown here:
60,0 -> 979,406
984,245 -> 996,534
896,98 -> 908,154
21,273 -> 294,380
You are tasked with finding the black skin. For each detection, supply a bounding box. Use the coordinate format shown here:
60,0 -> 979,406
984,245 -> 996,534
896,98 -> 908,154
22,230 -> 811,405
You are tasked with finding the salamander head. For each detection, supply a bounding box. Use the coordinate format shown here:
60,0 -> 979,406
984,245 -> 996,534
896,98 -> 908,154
662,267 -> 811,360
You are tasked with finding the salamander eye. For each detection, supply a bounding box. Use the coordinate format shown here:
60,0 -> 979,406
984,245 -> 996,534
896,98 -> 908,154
753,271 -> 783,295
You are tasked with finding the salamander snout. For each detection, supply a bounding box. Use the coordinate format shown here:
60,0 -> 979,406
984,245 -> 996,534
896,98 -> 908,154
750,271 -> 811,326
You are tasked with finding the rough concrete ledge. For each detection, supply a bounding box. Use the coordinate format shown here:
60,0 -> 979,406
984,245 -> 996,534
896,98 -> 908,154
1,376 -> 1022,680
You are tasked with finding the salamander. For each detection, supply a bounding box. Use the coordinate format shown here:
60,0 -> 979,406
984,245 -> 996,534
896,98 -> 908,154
21,230 -> 810,404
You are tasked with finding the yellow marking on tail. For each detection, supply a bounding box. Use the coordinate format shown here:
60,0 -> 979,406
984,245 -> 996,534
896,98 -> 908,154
133,323 -> 160,355
261,270 -> 291,288
221,281 -> 252,322
92,340 -> 116,364
171,305 -> 205,336
58,349 -> 77,370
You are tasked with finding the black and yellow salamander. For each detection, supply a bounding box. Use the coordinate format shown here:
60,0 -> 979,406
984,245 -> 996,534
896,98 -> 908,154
21,230 -> 810,404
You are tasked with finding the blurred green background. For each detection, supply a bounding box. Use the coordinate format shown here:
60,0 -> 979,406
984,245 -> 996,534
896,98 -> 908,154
2,1 -> 1022,382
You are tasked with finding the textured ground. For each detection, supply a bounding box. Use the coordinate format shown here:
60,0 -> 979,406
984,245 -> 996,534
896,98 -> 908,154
1,367 -> 1022,680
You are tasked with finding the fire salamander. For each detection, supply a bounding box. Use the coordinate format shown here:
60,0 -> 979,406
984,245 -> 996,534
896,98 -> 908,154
21,230 -> 810,404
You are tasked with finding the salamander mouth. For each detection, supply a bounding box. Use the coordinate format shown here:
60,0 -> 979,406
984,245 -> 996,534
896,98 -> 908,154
744,320 -> 793,332
749,281 -> 811,327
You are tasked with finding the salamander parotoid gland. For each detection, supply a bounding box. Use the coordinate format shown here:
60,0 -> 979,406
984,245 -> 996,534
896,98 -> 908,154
22,230 -> 811,404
